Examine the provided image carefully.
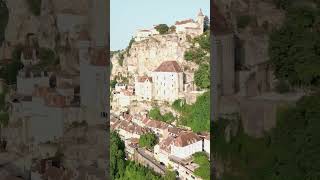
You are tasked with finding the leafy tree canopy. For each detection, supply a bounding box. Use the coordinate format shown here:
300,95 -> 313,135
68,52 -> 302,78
149,107 -> 175,123
139,132 -> 158,150
174,92 -> 210,132
155,24 -> 169,35
269,5 -> 320,87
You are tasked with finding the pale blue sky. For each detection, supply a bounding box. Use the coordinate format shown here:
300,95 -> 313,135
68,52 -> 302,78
111,0 -> 210,51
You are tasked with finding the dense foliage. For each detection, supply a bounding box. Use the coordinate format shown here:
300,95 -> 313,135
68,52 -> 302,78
193,152 -> 210,180
139,132 -> 158,150
26,0 -> 42,16
0,45 -> 24,84
155,24 -> 169,35
194,64 -> 210,89
163,170 -> 176,180
173,92 -> 210,132
169,25 -> 176,33
149,107 -> 175,123
38,47 -> 58,68
0,0 -> 8,43
204,16 -> 210,32
236,15 -> 252,29
111,79 -> 117,89
184,31 -> 210,89
111,131 -> 163,180
269,5 -> 320,87
111,131 -> 126,179
213,93 -> 320,180
118,161 -> 163,180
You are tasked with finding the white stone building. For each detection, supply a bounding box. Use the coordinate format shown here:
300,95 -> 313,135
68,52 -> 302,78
152,61 -> 184,102
204,134 -> 210,155
175,9 -> 205,37
134,29 -> 159,42
135,76 -> 153,101
20,47 -> 40,66
78,32 -> 108,125
115,83 -> 127,92
171,132 -> 203,159
114,89 -> 134,108
16,69 -> 50,95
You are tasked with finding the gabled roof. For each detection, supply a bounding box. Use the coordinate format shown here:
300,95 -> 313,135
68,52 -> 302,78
175,19 -> 195,25
173,132 -> 202,147
137,76 -> 152,83
154,61 -> 182,72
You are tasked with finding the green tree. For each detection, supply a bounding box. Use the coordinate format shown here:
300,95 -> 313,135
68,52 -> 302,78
110,131 -> 126,179
194,64 -> 210,89
164,169 -> 176,180
38,47 -> 56,68
149,107 -> 175,123
111,79 -> 117,89
118,161 -> 162,180
149,107 -> 162,120
193,152 -> 210,180
175,92 -> 210,132
169,25 -> 176,33
139,133 -> 158,150
155,24 -> 169,34
203,16 -> 210,32
269,5 -> 320,87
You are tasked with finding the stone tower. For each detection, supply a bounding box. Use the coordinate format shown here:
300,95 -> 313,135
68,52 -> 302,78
196,9 -> 205,32
89,0 -> 108,48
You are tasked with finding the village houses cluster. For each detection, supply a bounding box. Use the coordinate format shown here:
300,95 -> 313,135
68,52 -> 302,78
111,9 -> 210,180
0,0 -> 108,179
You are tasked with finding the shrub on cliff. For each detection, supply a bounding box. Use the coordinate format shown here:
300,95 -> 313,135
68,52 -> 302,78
194,64 -> 210,89
149,107 -> 175,123
155,24 -> 169,34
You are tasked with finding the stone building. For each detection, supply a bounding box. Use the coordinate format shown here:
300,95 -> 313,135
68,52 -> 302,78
135,76 -> 153,101
175,9 -> 205,37
151,61 -> 184,102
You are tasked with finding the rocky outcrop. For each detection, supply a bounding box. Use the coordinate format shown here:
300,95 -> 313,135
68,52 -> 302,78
5,0 -> 40,45
125,33 -> 193,75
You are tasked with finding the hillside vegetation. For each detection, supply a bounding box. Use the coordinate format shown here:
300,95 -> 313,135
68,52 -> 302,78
214,1 -> 320,179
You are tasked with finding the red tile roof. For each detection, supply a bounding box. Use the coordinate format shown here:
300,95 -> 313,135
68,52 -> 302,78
160,136 -> 175,153
145,119 -> 169,130
175,19 -> 195,25
173,132 -> 202,147
137,76 -> 152,83
154,61 -> 182,72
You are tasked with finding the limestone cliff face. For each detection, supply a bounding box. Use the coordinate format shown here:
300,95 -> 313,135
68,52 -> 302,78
5,0 -> 40,45
125,33 -> 193,75
216,0 -> 285,66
